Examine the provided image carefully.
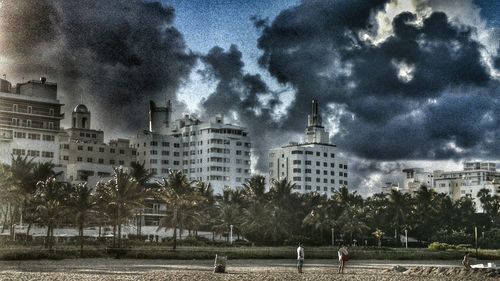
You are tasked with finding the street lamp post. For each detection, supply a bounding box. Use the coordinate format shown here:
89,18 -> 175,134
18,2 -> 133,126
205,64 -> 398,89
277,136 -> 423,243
230,225 -> 233,245
474,226 -> 478,255
405,229 -> 408,249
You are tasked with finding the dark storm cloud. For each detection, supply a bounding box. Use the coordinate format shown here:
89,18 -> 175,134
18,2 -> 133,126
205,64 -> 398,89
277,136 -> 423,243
255,0 -> 499,164
0,0 -> 196,135
199,45 -> 289,171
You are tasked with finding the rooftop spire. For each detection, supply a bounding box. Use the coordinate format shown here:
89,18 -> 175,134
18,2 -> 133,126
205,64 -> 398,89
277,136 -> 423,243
307,99 -> 322,127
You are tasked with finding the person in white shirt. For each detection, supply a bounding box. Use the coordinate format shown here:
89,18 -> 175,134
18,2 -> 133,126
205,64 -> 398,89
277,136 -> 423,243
338,244 -> 348,274
297,242 -> 304,273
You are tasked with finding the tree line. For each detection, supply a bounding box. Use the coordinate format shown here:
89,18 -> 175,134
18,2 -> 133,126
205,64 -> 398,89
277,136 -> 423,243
1,156 -> 499,254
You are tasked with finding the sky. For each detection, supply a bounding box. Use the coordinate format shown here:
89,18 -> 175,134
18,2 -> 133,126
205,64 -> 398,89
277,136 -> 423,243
0,0 -> 499,195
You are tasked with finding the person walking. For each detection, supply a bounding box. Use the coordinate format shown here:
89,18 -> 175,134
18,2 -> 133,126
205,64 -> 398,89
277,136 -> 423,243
462,252 -> 471,269
297,242 -> 305,273
338,244 -> 348,274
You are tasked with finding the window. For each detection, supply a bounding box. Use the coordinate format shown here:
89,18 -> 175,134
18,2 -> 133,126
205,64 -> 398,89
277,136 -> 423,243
305,151 -> 313,155
323,178 -> 328,183
344,173 -> 348,177
305,160 -> 311,165
161,160 -> 169,164
331,163 -> 335,168
77,157 -> 83,162
110,160 -> 115,165
330,171 -> 335,176
316,169 -> 320,174
293,168 -> 301,173
98,158 -> 104,164
87,146 -> 93,152
173,152 -> 180,157
305,177 -> 311,182
316,178 -> 320,183
344,164 -> 348,169
291,150 -> 303,154
305,185 -> 312,190
161,150 -> 169,156
339,164 -> 343,168
316,186 -> 320,191
330,153 -> 335,158
119,150 -> 124,154
150,150 -> 158,155
323,162 -> 327,167
27,106 -> 32,114
118,160 -> 124,165
49,109 -> 54,116
331,179 -> 335,184
63,155 -> 69,160
48,122 -> 53,130
316,152 -> 320,156
150,159 -> 158,164
110,148 -> 115,153
323,153 -> 328,157
11,118 -> 18,126
99,147 -> 104,152
174,143 -> 180,148
26,119 -> 32,127
87,158 -> 92,163
12,104 -> 18,112
78,145 -> 83,151
150,141 -> 158,146
323,170 -> 327,175
339,172 -> 343,177
236,150 -> 242,155
305,169 -> 311,173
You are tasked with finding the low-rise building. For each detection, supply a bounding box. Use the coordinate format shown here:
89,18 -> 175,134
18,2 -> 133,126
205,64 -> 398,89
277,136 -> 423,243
58,104 -> 136,187
402,162 -> 499,212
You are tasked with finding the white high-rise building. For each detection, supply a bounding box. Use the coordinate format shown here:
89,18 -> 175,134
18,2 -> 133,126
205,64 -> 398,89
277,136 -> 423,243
268,100 -> 348,197
131,101 -> 251,194
0,77 -> 63,165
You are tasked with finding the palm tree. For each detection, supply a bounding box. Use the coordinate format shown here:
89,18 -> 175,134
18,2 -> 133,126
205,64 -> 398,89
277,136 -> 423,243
34,177 -> 70,252
129,161 -> 156,235
103,167 -> 145,247
240,202 -> 272,243
242,175 -> 267,202
303,203 -> 335,245
156,170 -> 205,250
69,183 -> 94,256
212,202 -> 242,243
337,205 -> 370,244
386,189 -> 410,243
0,164 -> 18,237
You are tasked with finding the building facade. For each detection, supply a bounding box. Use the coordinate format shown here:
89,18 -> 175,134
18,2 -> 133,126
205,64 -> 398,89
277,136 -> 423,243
0,77 -> 63,165
131,101 -> 251,194
58,104 -> 136,187
402,162 -> 500,212
269,100 -> 348,197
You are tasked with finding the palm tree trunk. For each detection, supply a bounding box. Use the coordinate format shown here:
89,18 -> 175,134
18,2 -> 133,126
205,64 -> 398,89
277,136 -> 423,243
45,225 -> 50,249
172,227 -> 177,251
26,223 -> 32,242
79,224 -> 84,256
112,225 -> 116,247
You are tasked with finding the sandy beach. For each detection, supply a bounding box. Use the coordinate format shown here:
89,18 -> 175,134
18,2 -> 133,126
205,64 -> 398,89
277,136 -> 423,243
0,259 -> 498,280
